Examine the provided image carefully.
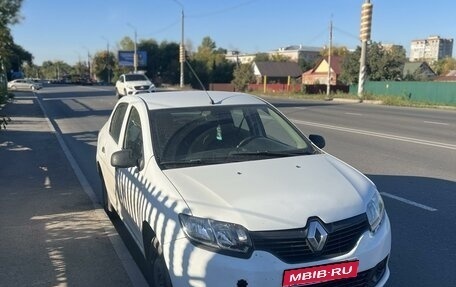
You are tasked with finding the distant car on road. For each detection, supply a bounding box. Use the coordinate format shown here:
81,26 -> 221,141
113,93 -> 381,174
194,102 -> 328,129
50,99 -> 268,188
115,73 -> 155,98
96,91 -> 391,287
7,79 -> 42,91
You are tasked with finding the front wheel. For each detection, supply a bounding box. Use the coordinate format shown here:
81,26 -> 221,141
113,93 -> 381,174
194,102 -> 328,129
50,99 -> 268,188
100,173 -> 117,218
116,89 -> 122,99
146,236 -> 173,287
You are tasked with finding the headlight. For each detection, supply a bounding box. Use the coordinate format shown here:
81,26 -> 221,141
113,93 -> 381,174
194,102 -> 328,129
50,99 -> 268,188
366,191 -> 385,233
179,214 -> 252,257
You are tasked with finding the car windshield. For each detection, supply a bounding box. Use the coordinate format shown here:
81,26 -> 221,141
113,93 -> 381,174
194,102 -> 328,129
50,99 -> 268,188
150,104 -> 317,169
125,74 -> 148,81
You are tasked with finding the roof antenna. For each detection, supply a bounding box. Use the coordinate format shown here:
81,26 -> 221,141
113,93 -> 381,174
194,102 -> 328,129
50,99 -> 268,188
185,60 -> 215,104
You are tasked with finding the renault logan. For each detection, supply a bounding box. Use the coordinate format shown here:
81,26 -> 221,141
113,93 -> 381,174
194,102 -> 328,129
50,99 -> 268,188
96,91 -> 391,287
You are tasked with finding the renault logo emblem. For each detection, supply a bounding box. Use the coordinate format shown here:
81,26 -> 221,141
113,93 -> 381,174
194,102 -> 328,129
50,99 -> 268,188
307,221 -> 328,252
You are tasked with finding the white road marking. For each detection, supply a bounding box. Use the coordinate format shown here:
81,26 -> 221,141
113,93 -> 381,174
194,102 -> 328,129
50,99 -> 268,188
292,119 -> 456,150
423,121 -> 449,126
344,112 -> 363,116
292,118 -> 447,212
380,192 -> 438,212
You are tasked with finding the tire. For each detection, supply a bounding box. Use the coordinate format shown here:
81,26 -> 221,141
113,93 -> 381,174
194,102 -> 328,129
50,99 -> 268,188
116,89 -> 122,99
144,231 -> 173,287
100,173 -> 117,218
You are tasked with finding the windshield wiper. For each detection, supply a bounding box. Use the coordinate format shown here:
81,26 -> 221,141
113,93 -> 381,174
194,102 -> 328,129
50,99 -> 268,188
160,158 -> 220,168
229,149 -> 315,158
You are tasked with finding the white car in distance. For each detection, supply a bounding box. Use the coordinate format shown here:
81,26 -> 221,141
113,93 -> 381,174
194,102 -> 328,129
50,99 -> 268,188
115,73 -> 155,98
96,91 -> 391,287
7,79 -> 42,91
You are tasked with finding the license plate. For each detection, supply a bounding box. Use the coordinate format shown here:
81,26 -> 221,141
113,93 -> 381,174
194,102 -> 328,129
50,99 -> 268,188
282,260 -> 359,286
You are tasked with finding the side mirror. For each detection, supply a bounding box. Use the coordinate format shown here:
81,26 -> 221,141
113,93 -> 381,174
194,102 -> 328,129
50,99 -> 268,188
111,149 -> 137,168
309,134 -> 326,149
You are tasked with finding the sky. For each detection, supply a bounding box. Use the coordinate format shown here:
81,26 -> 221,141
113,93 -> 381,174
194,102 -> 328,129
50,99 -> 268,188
10,0 -> 456,65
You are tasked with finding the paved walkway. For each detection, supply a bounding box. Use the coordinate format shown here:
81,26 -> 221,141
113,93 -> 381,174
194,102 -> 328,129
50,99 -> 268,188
0,92 -> 143,287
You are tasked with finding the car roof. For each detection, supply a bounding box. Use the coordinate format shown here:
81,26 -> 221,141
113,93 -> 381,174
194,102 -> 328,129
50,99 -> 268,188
130,91 -> 267,110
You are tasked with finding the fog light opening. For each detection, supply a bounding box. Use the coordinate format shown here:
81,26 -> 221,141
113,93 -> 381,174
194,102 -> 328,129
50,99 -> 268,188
237,279 -> 248,287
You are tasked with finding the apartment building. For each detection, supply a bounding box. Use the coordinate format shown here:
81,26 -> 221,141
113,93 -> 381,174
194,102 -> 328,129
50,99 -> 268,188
225,45 -> 322,65
410,36 -> 453,63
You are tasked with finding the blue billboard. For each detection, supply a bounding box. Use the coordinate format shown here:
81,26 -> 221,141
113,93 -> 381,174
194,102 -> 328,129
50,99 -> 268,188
118,50 -> 148,67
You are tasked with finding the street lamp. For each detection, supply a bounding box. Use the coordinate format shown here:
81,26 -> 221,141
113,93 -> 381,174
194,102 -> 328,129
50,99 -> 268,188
127,23 -> 138,73
172,0 -> 185,88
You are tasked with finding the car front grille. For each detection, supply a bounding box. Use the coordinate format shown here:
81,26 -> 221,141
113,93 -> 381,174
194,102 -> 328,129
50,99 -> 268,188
135,85 -> 150,90
308,256 -> 388,287
250,214 -> 370,264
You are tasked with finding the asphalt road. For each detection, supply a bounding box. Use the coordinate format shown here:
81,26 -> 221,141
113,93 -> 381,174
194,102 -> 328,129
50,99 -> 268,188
34,85 -> 456,287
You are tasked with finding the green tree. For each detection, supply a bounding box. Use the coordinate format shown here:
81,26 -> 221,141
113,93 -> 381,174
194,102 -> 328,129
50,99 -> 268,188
298,57 -> 314,73
190,36 -> 235,87
232,63 -> 255,92
92,50 -> 116,83
432,57 -> 456,76
138,39 -> 159,81
119,36 -> 135,51
339,42 -> 406,84
339,48 -> 360,84
320,46 -> 350,57
254,53 -> 270,62
193,36 -> 215,66
38,60 -> 70,80
270,53 -> 290,62
156,41 -> 180,85
1,0 -> 25,111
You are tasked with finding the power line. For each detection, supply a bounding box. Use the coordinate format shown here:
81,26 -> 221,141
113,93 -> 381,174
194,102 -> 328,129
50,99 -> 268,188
333,26 -> 359,41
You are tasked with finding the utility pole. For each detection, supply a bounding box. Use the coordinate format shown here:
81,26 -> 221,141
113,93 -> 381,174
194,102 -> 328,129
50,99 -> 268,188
326,19 -> 333,97
357,0 -> 373,101
172,0 -> 185,88
128,23 -> 138,73
134,29 -> 138,73
179,8 -> 185,88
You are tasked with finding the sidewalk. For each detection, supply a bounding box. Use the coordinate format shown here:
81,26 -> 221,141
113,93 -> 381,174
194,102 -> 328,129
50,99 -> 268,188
0,93 -> 140,287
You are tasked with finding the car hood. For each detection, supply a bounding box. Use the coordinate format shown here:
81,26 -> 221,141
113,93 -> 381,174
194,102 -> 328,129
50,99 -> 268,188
126,80 -> 153,86
163,154 -> 376,231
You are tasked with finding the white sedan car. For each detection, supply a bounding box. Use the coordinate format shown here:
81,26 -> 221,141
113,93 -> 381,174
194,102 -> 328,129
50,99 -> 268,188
96,91 -> 391,287
115,73 -> 155,98
7,79 -> 42,91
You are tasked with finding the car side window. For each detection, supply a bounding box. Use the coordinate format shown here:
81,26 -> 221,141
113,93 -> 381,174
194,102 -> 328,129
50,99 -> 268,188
124,107 -> 144,169
109,103 -> 128,144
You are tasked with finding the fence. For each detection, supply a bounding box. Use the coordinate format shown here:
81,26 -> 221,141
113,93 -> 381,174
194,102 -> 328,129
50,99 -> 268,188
350,81 -> 456,105
209,83 -> 349,94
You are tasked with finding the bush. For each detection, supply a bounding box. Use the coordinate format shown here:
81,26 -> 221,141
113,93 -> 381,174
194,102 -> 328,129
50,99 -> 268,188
0,87 -> 13,130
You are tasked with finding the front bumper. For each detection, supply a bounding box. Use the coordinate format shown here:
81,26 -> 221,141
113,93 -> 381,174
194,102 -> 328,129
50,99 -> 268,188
126,86 -> 155,95
163,214 -> 391,287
